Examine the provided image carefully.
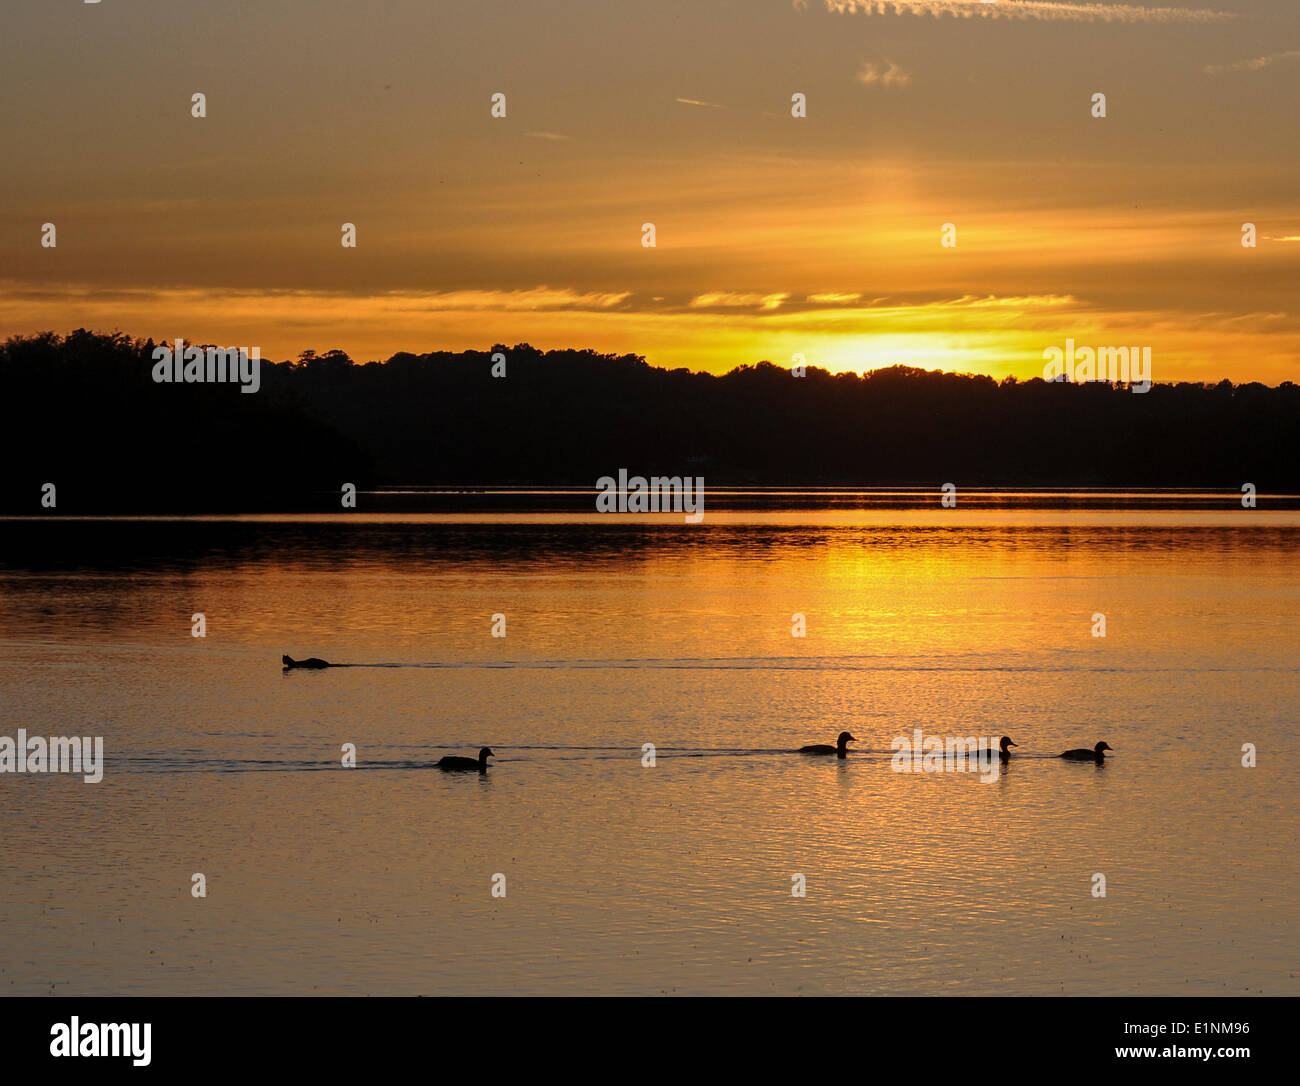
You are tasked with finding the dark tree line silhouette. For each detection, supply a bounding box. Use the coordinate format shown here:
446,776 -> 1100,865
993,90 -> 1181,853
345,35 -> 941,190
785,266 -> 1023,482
1,329 -> 1295,512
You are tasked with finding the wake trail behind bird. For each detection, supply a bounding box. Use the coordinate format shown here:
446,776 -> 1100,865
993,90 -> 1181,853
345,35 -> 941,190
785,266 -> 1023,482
279,656 -> 1281,673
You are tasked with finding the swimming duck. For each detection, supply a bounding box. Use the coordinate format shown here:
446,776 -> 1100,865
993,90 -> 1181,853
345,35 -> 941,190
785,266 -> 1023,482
983,735 -> 1018,760
436,747 -> 494,772
282,655 -> 333,669
1059,741 -> 1112,762
798,731 -> 857,758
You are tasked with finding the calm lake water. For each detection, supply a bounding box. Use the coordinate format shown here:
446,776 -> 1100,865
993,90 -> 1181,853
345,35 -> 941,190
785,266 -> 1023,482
1,497 -> 1296,995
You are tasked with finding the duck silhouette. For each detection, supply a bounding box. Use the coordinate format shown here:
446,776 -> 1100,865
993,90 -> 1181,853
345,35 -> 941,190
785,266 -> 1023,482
984,735 -> 1018,760
798,731 -> 857,759
1060,741 -> 1112,762
436,747 -> 494,773
282,655 -> 333,670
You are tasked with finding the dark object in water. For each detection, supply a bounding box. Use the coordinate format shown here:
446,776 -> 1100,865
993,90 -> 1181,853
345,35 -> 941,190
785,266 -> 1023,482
983,735 -> 1018,760
1060,741 -> 1112,762
282,654 -> 333,669
436,747 -> 494,772
799,731 -> 857,758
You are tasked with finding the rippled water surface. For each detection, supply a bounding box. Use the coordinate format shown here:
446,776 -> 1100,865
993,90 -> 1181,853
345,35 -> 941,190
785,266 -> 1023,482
1,502 -> 1296,995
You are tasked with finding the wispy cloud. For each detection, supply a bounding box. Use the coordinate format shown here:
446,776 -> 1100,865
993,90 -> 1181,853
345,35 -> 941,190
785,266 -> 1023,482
686,291 -> 1075,316
807,292 -> 864,304
690,292 -> 790,310
406,288 -> 632,312
675,97 -> 725,109
1203,50 -> 1300,76
799,0 -> 1233,24
940,293 -> 1078,309
856,60 -> 912,87
0,283 -> 634,314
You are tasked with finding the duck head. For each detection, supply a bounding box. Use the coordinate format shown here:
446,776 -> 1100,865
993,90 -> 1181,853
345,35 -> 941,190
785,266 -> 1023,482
999,735 -> 1018,752
1095,741 -> 1113,754
837,731 -> 857,748
281,654 -> 294,667
479,747 -> 495,762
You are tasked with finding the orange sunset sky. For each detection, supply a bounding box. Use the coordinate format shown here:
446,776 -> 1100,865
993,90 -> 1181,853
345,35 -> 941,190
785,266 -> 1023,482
2,0 -> 1297,382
